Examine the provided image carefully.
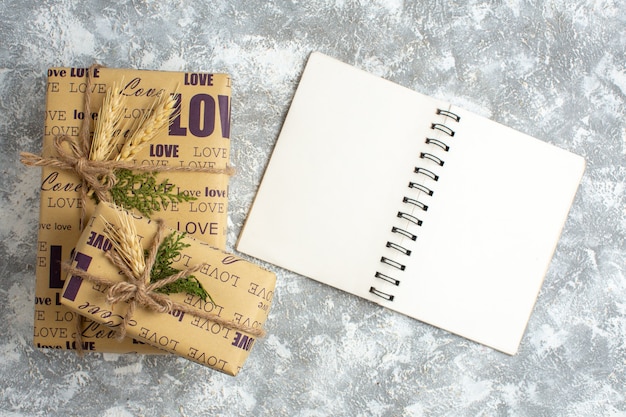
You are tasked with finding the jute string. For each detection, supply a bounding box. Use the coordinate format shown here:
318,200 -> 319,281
62,219 -> 266,342
20,64 -> 239,353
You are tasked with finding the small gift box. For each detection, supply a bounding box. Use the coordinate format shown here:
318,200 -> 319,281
22,66 -> 233,352
60,202 -> 276,376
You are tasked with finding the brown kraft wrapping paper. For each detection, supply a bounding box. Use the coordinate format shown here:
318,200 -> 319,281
60,202 -> 276,376
33,66 -> 231,352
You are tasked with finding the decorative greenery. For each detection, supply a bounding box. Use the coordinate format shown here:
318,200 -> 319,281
107,169 -> 196,216
149,230 -> 213,303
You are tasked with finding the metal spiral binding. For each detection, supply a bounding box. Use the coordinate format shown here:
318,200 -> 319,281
369,286 -> 395,301
425,138 -> 450,151
370,107 -> 460,302
420,152 -> 445,166
431,123 -> 455,136
436,108 -> 462,122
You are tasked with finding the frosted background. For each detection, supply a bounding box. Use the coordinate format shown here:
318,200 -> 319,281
1,1 -> 624,416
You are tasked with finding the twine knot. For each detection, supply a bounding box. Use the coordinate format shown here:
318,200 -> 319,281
106,281 -> 143,306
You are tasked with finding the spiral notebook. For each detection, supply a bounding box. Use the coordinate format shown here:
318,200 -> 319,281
237,52 -> 585,354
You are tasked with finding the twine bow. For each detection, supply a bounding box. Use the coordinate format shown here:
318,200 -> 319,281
63,219 -> 266,344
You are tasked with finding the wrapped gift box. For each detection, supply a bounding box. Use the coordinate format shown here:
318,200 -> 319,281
60,202 -> 276,375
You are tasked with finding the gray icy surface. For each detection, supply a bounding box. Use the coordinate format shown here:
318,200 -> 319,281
1,1 -> 625,416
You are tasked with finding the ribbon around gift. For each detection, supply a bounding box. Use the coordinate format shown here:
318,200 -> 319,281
62,219 -> 266,347
20,135 -> 235,227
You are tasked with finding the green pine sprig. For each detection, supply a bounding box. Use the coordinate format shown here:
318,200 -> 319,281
149,230 -> 214,303
107,169 -> 196,216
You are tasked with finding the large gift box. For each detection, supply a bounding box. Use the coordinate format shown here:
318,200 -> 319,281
60,202 -> 276,375
22,66 -> 233,352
